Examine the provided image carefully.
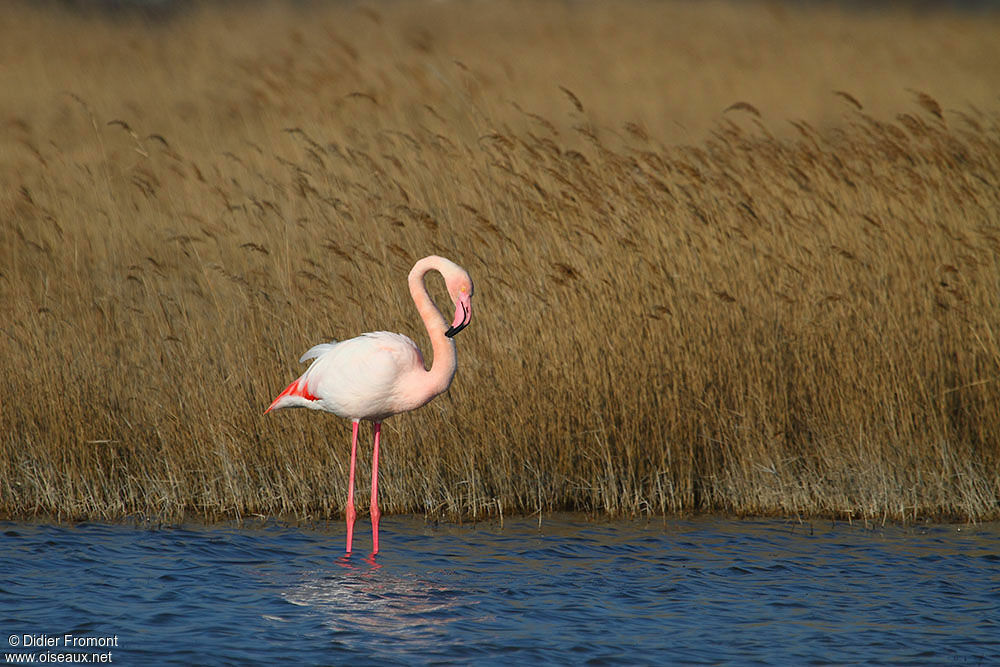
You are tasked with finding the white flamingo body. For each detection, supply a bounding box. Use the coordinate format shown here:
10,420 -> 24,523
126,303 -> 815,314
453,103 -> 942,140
266,255 -> 473,556
269,332 -> 432,421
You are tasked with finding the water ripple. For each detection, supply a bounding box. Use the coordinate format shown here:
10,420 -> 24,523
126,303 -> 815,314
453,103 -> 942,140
2,517 -> 999,664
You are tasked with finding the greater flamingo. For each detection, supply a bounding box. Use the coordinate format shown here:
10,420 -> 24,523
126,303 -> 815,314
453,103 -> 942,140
265,255 -> 474,555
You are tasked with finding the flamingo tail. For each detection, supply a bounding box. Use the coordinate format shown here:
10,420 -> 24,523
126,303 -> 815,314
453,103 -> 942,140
265,377 -> 318,414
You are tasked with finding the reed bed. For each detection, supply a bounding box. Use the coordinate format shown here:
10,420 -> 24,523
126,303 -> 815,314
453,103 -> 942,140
2,1 -> 999,523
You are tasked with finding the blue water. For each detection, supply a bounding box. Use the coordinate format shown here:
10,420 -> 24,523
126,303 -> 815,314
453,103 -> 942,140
2,516 -> 998,664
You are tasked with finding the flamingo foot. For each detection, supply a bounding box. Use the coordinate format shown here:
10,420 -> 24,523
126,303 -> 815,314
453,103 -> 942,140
346,503 -> 357,554
371,505 -> 381,555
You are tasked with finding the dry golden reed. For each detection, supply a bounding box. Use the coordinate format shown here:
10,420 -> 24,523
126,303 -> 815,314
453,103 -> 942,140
2,1 -> 999,523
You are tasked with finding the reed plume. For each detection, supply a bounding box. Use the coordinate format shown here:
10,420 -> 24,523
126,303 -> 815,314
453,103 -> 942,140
2,0 -> 999,523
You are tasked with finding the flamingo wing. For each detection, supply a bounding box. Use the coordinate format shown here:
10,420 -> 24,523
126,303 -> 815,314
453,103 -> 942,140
299,341 -> 338,363
268,332 -> 424,419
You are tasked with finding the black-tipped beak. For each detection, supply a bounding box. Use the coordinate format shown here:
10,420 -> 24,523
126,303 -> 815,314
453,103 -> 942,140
445,299 -> 471,338
445,321 -> 468,338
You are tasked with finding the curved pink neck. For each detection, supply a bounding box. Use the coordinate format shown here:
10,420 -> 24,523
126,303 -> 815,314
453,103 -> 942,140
408,257 -> 458,397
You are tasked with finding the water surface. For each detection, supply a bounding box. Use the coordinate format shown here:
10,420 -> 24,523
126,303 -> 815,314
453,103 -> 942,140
2,516 -> 998,664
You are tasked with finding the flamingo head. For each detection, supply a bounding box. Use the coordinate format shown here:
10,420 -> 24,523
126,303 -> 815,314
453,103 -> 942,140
444,269 -> 474,338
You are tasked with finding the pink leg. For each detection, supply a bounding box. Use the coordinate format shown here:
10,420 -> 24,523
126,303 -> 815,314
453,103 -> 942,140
370,421 -> 382,555
345,420 -> 360,554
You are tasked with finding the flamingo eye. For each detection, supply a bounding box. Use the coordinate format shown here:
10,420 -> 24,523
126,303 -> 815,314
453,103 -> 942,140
460,286 -> 468,294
